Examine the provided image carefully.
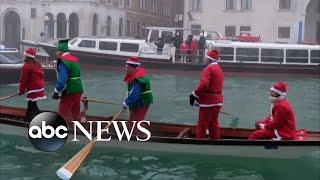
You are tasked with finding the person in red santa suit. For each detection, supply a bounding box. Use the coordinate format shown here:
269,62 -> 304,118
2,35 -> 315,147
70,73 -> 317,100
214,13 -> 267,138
189,49 -> 224,139
249,82 -> 297,140
18,48 -> 46,122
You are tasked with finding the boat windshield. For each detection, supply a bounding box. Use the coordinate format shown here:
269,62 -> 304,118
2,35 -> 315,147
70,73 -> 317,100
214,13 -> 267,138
0,51 -> 23,64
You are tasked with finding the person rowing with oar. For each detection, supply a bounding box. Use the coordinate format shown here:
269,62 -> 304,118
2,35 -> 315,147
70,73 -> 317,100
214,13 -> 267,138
51,39 -> 84,127
17,48 -> 46,122
122,56 -> 153,135
189,49 -> 224,139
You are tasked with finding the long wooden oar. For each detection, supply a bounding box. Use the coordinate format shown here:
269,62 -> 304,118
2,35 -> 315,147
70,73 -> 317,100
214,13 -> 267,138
0,93 -> 19,101
194,104 -> 231,115
56,108 -> 125,180
81,98 -> 121,105
194,103 -> 240,127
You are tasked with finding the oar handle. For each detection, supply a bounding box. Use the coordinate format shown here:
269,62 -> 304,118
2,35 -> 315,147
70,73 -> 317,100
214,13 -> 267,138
93,108 -> 125,141
0,93 -> 19,101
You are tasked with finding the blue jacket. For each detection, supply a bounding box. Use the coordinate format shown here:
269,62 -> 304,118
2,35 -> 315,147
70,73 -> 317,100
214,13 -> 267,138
54,62 -> 69,93
124,81 -> 141,106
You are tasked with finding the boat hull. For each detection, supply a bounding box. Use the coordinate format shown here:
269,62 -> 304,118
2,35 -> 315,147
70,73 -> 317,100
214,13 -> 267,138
31,41 -> 320,77
0,65 -> 57,84
0,105 -> 319,159
1,123 -> 319,159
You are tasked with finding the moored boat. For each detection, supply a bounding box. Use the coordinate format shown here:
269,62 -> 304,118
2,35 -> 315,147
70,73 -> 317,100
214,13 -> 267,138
20,27 -> 320,77
0,46 -> 57,84
0,105 -> 319,159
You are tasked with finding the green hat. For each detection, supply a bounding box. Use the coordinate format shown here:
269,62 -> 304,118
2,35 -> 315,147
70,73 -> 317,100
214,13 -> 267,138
56,39 -> 70,52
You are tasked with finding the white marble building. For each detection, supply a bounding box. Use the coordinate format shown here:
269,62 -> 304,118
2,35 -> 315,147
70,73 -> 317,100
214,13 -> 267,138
0,0 -> 125,48
183,0 -> 319,44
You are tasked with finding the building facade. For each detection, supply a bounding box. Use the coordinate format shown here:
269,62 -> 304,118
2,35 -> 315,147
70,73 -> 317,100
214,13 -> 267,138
183,0 -> 319,43
123,0 -> 184,38
0,0 -> 127,48
0,0 -> 184,49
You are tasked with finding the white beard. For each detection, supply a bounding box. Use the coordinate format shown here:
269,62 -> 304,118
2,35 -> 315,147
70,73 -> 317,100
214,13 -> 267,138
269,96 -> 284,104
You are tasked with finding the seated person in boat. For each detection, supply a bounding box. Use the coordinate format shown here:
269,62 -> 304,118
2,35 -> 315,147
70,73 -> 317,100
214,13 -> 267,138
122,57 -> 153,135
189,50 -> 224,139
52,39 -> 84,126
249,82 -> 297,140
18,48 -> 47,122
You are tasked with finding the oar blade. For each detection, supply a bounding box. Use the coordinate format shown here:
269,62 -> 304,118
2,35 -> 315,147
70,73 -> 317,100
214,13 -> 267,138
56,167 -> 73,180
56,141 -> 95,180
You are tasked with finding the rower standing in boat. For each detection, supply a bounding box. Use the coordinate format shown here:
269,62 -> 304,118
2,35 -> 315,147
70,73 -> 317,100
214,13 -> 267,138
122,57 -> 153,135
18,48 -> 47,122
189,50 -> 224,139
51,39 -> 84,126
249,82 -> 297,140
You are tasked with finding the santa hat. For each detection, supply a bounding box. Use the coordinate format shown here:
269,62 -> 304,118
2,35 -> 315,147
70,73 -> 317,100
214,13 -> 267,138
205,50 -> 220,61
270,81 -> 288,96
126,56 -> 140,66
23,48 -> 37,58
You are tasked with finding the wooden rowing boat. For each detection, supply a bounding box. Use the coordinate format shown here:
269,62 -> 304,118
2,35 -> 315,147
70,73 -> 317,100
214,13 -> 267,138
0,105 -> 319,159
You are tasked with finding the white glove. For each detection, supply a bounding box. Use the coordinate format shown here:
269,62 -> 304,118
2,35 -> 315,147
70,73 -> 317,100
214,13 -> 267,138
122,102 -> 128,110
259,123 -> 266,130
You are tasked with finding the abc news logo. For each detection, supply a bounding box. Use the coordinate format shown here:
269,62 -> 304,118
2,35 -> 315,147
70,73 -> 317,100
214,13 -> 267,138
28,112 -> 151,152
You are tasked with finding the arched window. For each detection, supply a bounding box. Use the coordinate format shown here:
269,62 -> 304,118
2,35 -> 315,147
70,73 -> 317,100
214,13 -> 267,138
119,18 -> 123,37
69,13 -> 79,38
107,16 -> 112,36
57,13 -> 67,38
92,14 -> 98,36
44,13 -> 54,39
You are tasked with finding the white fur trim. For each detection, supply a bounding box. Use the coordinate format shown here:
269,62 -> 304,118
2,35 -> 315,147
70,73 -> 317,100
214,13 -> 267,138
56,167 -> 73,180
270,87 -> 286,96
126,60 -> 140,65
259,123 -> 266,130
54,85 -> 67,94
198,103 -> 223,107
273,129 -> 282,140
54,88 -> 60,94
123,102 -> 128,108
192,91 -> 199,98
205,55 -> 217,61
208,62 -> 218,66
270,103 -> 274,118
23,52 -> 35,58
26,88 -> 44,95
26,96 -> 47,102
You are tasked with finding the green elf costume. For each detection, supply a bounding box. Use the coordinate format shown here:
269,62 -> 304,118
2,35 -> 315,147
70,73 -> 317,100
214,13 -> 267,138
123,56 -> 153,134
52,39 -> 84,124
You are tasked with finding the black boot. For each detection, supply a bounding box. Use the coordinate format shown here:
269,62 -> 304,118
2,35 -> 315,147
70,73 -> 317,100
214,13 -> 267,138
24,101 -> 41,122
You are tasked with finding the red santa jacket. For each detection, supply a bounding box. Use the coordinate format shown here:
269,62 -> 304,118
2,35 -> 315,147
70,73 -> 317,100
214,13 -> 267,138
18,62 -> 46,101
260,98 -> 296,140
192,62 -> 224,107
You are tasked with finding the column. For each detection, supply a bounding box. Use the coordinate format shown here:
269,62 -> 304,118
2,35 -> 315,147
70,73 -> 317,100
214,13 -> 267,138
54,19 -> 57,39
66,19 -> 69,38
